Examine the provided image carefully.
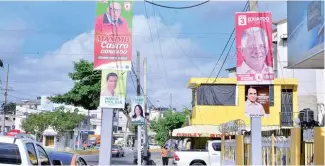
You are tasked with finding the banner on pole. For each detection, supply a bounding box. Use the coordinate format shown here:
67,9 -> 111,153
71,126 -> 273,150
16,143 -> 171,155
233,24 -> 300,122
100,70 -> 127,108
94,0 -> 133,71
235,12 -> 274,85
244,85 -> 270,117
130,96 -> 145,125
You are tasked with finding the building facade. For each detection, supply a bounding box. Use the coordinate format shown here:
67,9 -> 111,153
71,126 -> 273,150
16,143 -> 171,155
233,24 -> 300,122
188,77 -> 298,127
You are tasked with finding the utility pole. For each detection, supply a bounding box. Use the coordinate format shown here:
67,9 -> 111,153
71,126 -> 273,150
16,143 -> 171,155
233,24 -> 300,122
136,51 -> 142,166
2,64 -> 9,135
143,57 -> 148,159
248,1 -> 262,165
169,93 -> 172,110
136,51 -> 141,95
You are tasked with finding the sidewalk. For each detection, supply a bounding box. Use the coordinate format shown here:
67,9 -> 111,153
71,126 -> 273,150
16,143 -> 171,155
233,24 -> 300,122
152,157 -> 174,165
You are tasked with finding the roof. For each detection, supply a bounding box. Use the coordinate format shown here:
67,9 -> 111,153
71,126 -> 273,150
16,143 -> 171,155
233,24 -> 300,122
186,78 -> 298,88
273,18 -> 287,25
225,67 -> 236,71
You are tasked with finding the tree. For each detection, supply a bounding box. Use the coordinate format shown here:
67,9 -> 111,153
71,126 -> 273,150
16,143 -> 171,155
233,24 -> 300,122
0,59 -> 3,68
49,60 -> 101,110
150,109 -> 187,146
20,107 -> 86,142
2,102 -> 16,115
50,107 -> 86,135
21,112 -> 52,141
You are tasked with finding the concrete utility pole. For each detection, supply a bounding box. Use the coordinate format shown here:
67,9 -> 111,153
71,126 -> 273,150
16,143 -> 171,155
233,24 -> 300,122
136,51 -> 142,166
2,64 -> 9,135
169,93 -> 172,110
248,1 -> 262,165
143,57 -> 148,159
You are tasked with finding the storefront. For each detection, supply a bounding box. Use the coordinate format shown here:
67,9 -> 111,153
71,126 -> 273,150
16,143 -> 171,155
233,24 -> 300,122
172,125 -> 222,149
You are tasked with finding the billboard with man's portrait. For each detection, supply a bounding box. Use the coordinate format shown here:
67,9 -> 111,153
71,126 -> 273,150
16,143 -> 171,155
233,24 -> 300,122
99,70 -> 127,108
130,96 -> 145,125
244,85 -> 270,117
235,12 -> 274,85
94,0 -> 133,71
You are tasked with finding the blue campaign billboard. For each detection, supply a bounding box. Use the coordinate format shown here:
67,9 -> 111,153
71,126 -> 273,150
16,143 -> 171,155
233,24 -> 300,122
287,1 -> 324,68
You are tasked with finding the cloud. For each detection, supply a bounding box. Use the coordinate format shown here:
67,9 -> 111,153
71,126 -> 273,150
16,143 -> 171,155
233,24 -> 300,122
5,14 -> 222,110
201,1 -> 287,22
0,18 -> 28,60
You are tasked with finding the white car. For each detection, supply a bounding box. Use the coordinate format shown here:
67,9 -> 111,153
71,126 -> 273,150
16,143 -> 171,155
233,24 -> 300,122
173,140 -> 221,165
0,135 -> 63,165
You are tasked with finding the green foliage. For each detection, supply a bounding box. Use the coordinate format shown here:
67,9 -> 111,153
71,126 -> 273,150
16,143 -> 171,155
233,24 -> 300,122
49,60 -> 101,110
3,102 -> 16,115
150,109 -> 188,146
50,107 -> 86,135
21,112 -> 52,141
21,107 -> 86,141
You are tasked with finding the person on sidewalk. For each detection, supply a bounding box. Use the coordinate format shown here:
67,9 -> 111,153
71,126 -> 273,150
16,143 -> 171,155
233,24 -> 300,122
161,146 -> 169,165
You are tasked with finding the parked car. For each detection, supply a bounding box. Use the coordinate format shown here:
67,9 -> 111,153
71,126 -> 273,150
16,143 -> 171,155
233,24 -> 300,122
173,140 -> 221,165
0,135 -> 63,165
47,151 -> 88,166
112,145 -> 124,157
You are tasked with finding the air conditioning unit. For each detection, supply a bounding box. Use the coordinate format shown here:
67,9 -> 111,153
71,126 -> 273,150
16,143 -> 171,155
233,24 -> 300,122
299,108 -> 318,128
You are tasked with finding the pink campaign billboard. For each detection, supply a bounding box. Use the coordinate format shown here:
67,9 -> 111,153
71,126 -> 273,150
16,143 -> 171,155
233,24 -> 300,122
235,12 -> 274,85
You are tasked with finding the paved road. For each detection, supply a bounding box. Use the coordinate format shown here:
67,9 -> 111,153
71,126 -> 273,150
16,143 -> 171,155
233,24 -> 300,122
82,151 -> 161,165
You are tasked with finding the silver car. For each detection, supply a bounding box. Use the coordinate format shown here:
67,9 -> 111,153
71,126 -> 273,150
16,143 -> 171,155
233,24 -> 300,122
112,145 -> 125,157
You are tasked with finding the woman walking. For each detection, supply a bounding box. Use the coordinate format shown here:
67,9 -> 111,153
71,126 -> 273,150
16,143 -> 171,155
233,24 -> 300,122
160,146 -> 169,165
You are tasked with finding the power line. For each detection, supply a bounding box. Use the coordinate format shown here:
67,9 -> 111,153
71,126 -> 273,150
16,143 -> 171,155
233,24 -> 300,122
151,1 -> 171,94
154,6 -> 204,75
205,1 -> 249,83
143,0 -> 170,95
144,0 -> 210,9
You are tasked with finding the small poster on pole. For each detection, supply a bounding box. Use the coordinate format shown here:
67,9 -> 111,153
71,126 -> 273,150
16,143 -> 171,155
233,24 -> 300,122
130,96 -> 145,125
244,85 -> 270,117
100,70 -> 127,108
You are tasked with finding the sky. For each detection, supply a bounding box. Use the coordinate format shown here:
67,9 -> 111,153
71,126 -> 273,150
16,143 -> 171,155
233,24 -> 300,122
0,0 -> 287,110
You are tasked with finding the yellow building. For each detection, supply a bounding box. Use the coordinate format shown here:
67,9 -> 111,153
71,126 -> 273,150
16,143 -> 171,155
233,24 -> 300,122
187,77 -> 298,126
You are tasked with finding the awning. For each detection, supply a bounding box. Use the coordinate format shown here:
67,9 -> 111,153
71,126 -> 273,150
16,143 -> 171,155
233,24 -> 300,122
43,128 -> 57,136
172,125 -> 222,138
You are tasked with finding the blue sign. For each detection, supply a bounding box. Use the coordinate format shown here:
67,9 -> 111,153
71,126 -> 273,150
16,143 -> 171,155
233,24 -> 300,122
287,1 -> 324,68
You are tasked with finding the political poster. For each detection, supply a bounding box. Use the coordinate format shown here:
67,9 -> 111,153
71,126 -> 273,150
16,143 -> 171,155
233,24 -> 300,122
130,96 -> 145,125
244,85 -> 270,117
235,12 -> 274,85
99,70 -> 127,108
94,0 -> 133,71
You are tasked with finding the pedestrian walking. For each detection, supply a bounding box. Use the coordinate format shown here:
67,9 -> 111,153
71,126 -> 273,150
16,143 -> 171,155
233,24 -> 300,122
161,146 -> 169,165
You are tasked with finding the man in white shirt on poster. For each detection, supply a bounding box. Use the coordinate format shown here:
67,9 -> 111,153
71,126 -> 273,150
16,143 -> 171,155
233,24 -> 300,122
245,86 -> 265,117
237,27 -> 273,75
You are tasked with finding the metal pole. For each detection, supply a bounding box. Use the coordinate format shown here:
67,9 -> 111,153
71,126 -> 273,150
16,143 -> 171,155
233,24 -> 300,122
248,1 -> 262,165
2,64 -> 9,135
137,126 -> 142,166
98,108 -> 114,165
136,51 -> 142,165
143,58 -> 148,158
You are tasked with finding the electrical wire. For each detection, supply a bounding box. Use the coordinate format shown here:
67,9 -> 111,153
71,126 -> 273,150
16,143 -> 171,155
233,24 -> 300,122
151,0 -> 171,94
143,0 -> 170,96
154,6 -> 204,75
205,1 -> 249,83
144,0 -> 210,9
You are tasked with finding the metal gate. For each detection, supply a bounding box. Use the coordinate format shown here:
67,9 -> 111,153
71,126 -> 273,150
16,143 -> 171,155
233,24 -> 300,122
301,128 -> 314,165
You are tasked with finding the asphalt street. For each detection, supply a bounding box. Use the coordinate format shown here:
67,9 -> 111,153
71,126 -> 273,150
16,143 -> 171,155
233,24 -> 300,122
82,151 -> 161,165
